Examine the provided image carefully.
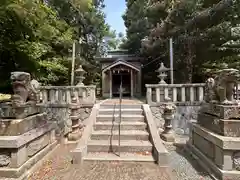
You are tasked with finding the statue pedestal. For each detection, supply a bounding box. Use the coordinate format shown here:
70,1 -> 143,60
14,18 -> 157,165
0,104 -> 57,179
188,102 -> 240,180
160,132 -> 175,142
188,124 -> 240,180
197,103 -> 240,137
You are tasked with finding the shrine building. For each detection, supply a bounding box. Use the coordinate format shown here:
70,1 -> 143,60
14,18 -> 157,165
96,50 -> 143,98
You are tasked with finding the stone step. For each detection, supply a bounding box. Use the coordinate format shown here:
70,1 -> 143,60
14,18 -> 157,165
87,140 -> 153,153
97,114 -> 145,122
100,104 -> 142,109
94,121 -> 147,131
84,152 -> 154,162
98,108 -> 143,115
91,130 -> 149,141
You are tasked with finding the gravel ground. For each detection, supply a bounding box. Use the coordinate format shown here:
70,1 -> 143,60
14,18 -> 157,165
166,142 -> 213,180
28,139 -> 213,180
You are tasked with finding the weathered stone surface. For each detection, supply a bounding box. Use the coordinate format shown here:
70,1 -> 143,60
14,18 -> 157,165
79,108 -> 91,122
193,132 -> 214,159
198,112 -> 240,137
173,105 -> 200,135
0,141 -> 57,179
189,124 -> 240,179
160,133 -> 175,142
10,145 -> 28,168
0,103 -> 41,119
43,105 -> 71,136
151,105 -> 200,135
200,103 -> 240,119
27,134 -> 49,157
0,152 -> 10,167
0,113 -> 47,136
0,123 -> 54,149
233,152 -> 240,171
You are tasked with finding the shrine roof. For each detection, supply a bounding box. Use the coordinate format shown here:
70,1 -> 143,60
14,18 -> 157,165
102,60 -> 140,73
95,49 -> 143,62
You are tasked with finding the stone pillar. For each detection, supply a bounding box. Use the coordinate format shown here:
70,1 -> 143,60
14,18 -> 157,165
160,97 -> 176,142
190,87 -> 194,102
68,97 -> 83,141
146,87 -> 152,104
109,70 -> 112,98
198,86 -> 204,101
181,87 -> 186,102
138,71 -> 142,96
156,88 -> 160,102
131,69 -> 133,98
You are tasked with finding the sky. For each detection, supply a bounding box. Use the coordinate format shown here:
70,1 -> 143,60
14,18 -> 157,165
103,0 -> 126,35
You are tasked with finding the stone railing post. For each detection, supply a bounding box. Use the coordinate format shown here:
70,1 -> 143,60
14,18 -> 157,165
198,86 -> 204,101
160,97 -> 177,142
68,97 -> 83,141
146,87 -> 152,104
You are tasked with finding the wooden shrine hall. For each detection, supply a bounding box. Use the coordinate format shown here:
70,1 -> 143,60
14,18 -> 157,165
96,50 -> 143,98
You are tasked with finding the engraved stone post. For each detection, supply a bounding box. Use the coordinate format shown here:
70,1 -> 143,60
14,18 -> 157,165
75,65 -> 85,86
68,97 -> 82,141
160,97 -> 176,142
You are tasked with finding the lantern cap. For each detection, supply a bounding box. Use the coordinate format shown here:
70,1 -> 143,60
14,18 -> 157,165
156,62 -> 169,73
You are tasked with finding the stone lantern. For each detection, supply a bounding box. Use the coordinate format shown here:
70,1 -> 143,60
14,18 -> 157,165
141,36 -> 150,48
75,65 -> 85,86
156,62 -> 169,84
160,97 -> 177,142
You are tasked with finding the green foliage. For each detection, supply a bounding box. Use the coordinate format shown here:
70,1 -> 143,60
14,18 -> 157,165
0,0 -> 74,88
122,0 -> 149,54
0,0 -> 110,90
122,0 -> 240,83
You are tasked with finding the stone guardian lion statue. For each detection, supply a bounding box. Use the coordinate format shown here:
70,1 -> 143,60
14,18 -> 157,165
205,68 -> 240,105
10,72 -> 40,107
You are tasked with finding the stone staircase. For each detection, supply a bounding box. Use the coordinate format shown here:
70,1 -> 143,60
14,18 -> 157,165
83,104 -> 155,162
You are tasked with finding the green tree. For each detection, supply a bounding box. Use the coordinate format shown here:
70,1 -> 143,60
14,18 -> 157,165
0,0 -> 74,90
123,0 -> 240,83
122,0 -> 149,54
0,0 -> 111,91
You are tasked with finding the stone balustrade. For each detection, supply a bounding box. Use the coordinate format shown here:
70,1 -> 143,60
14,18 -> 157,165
146,83 -> 240,106
146,83 -> 205,106
38,85 -> 96,137
39,85 -> 96,107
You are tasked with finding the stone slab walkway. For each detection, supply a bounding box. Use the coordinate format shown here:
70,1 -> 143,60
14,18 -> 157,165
28,139 -> 213,180
101,99 -> 144,105
28,144 -> 172,180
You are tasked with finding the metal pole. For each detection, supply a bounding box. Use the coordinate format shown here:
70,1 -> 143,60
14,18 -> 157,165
71,41 -> 76,85
169,38 -> 174,84
118,74 -> 122,157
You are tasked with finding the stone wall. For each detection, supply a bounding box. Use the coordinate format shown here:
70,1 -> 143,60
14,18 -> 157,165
151,103 -> 200,135
41,104 -> 92,137
41,104 -> 70,136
